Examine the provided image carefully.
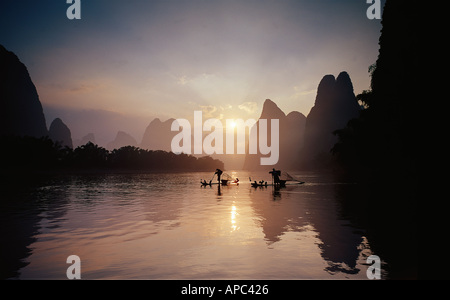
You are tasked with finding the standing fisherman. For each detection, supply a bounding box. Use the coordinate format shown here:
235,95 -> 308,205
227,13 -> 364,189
215,169 -> 223,184
269,168 -> 281,186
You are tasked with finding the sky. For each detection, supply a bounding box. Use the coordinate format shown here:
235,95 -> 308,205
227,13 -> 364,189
0,0 -> 384,146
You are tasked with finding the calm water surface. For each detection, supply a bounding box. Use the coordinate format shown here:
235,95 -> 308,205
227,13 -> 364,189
0,171 -> 385,279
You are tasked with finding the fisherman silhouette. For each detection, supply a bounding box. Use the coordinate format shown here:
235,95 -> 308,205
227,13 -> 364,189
269,168 -> 281,185
215,169 -> 223,184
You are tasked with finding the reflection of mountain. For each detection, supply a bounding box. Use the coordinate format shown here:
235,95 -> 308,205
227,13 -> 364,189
307,183 -> 364,274
0,45 -> 48,138
133,174 -> 184,228
0,176 -> 70,279
250,186 -> 309,244
0,188 -> 41,279
249,174 -> 365,275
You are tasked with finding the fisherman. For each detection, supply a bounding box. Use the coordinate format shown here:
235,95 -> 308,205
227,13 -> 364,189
215,169 -> 223,184
269,168 -> 281,185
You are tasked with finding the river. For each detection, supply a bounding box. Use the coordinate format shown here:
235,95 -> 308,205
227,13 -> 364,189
0,171 -> 386,279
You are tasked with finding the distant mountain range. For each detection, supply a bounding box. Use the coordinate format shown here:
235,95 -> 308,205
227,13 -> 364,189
1,44 -> 360,170
73,133 -> 96,148
107,131 -> 138,151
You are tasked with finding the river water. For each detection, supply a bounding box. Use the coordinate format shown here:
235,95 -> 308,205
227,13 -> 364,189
0,171 -> 386,279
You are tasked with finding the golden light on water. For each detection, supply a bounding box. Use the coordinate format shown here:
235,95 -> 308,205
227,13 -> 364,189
231,204 -> 239,232
9,171 -> 385,279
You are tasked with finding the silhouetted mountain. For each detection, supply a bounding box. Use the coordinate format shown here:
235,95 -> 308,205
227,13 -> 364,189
300,71 -> 360,168
331,0 -> 420,279
107,131 -> 138,150
140,118 -> 177,151
285,111 -> 306,166
73,133 -> 96,148
332,3 -> 420,180
243,99 -> 306,170
0,45 -> 48,138
259,98 -> 286,120
48,118 -> 73,149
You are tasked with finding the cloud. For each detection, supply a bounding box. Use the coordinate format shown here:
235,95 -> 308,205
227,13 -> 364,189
4,0 -> 382,133
199,105 -> 218,119
238,102 -> 258,114
69,82 -> 105,93
177,75 -> 189,86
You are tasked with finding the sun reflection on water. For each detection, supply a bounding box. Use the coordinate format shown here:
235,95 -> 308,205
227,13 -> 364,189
231,203 -> 239,232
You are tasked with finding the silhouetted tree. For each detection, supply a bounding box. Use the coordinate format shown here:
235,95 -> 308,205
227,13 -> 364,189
70,142 -> 109,168
0,135 -> 61,170
109,146 -> 142,169
0,136 -> 224,172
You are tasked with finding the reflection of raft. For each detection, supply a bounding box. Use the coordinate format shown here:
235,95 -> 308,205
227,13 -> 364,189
220,179 -> 240,185
251,172 -> 305,188
201,172 -> 239,186
251,181 -> 304,187
251,182 -> 268,187
220,173 -> 233,185
201,180 -> 240,186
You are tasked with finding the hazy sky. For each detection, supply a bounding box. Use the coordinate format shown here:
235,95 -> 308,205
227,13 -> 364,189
0,0 -> 384,145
